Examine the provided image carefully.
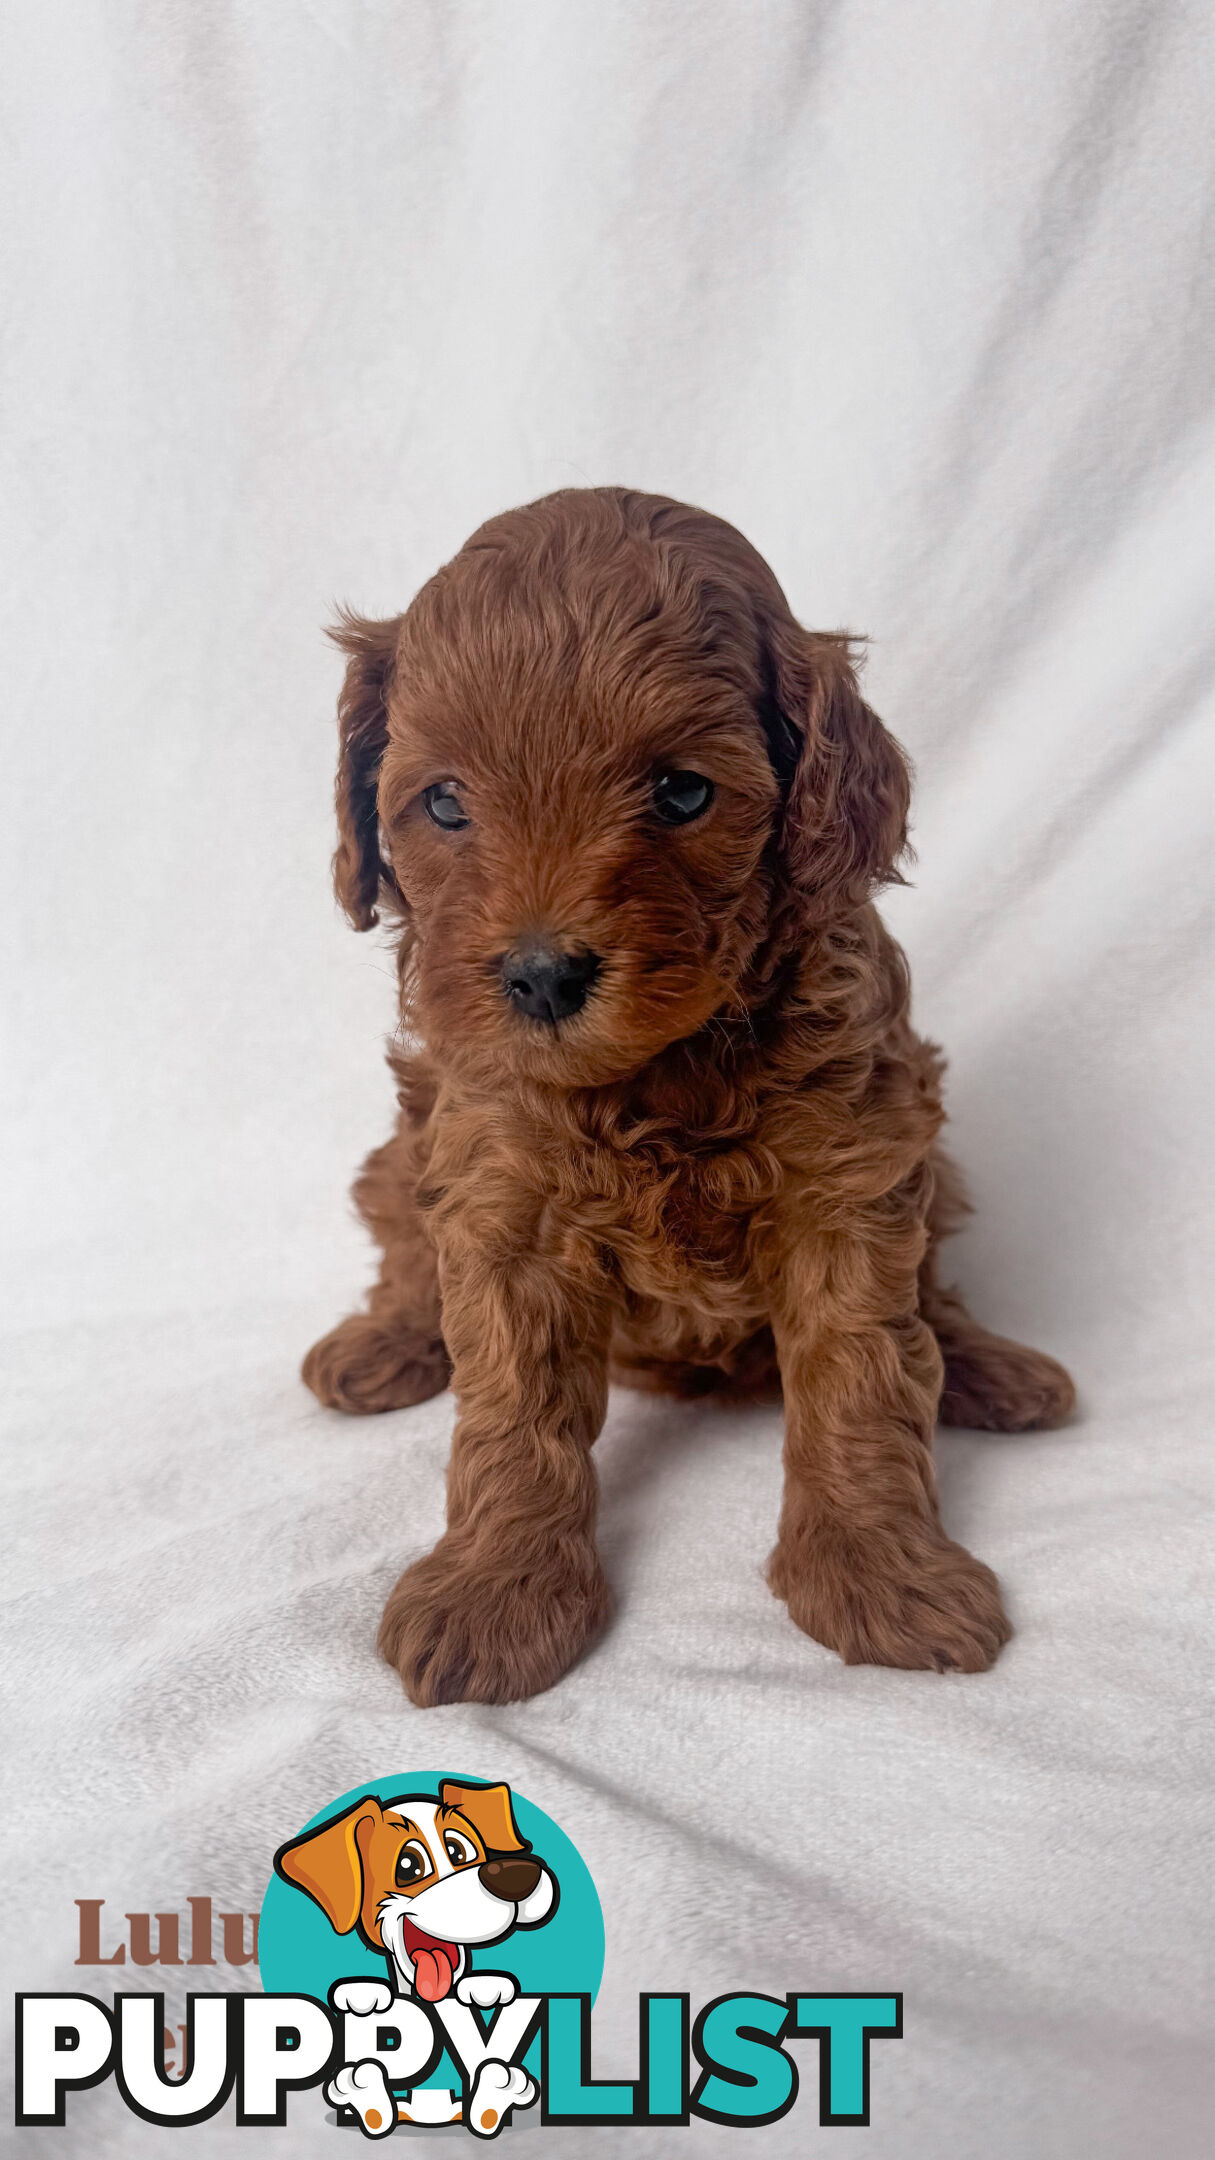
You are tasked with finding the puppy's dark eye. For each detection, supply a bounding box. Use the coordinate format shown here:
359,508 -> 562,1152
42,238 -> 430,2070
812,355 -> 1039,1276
423,781 -> 470,830
443,1832 -> 476,1867
652,770 -> 714,825
394,1841 -> 431,1886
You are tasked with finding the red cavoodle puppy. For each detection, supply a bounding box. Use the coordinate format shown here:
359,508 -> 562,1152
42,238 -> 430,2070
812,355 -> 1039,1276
303,487 -> 1073,1704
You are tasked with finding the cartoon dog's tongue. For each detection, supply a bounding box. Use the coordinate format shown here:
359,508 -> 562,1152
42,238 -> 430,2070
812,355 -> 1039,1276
402,1918 -> 460,2002
412,1946 -> 455,2002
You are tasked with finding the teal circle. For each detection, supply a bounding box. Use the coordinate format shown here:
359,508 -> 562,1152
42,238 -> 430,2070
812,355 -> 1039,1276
259,1772 -> 603,2096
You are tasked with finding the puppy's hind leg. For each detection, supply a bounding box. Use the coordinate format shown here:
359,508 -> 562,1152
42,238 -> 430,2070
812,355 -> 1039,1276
926,1285 -> 1075,1432
303,1107 -> 450,1416
920,1148 -> 1074,1434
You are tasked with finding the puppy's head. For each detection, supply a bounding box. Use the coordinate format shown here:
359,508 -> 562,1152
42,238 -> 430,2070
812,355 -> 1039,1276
329,488 -> 909,1086
274,1780 -> 556,2002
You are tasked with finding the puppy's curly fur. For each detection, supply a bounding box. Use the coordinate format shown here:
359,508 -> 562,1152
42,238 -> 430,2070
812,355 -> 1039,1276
304,488 -> 1074,1704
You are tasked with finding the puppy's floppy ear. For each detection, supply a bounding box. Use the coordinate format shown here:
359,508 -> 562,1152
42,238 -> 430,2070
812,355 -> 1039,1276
767,624 -> 911,911
439,1780 -> 528,1855
328,610 -> 404,931
273,1795 -> 385,1935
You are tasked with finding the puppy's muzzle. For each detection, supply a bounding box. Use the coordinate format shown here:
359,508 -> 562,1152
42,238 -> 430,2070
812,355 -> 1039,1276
500,943 -> 601,1024
478,1855 -> 542,1901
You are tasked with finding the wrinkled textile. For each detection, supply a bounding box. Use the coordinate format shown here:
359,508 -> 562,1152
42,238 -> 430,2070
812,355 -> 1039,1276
2,4 -> 1213,2153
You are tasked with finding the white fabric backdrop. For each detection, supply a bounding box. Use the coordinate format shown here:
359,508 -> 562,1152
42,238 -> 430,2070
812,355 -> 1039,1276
3,2 -> 1213,2152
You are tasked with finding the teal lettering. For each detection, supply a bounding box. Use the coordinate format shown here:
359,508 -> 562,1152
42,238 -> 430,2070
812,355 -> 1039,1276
789,1994 -> 901,2124
641,1994 -> 687,2121
542,1996 -> 634,2123
691,1995 -> 795,2126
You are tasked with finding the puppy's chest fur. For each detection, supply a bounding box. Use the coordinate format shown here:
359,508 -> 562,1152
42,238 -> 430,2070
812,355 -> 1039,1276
537,1110 -> 788,1333
423,1086 -> 777,1323
579,1131 -> 770,1299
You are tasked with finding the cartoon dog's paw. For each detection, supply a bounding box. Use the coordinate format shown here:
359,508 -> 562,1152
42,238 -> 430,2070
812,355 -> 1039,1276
467,2059 -> 536,2138
325,2059 -> 396,2137
331,1979 -> 395,2018
456,1971 -> 517,2009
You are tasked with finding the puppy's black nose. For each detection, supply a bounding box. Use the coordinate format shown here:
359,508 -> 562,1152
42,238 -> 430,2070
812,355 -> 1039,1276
501,944 -> 600,1024
479,1856 -> 542,1903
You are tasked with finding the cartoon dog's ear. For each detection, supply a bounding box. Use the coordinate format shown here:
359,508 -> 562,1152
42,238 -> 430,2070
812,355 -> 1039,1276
765,622 -> 912,914
274,1796 -> 385,1935
439,1781 -> 528,1855
328,610 -> 404,932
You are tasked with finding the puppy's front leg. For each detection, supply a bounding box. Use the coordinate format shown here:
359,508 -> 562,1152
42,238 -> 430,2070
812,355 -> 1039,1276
767,1192 -> 1011,1672
379,1225 -> 612,1706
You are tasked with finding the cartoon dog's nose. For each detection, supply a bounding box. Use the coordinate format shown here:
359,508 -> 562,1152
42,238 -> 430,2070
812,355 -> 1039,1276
478,1856 -> 542,1903
501,944 -> 600,1024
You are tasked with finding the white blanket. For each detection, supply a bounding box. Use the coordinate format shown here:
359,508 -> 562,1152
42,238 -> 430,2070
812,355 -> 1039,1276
2,3 -> 1212,2152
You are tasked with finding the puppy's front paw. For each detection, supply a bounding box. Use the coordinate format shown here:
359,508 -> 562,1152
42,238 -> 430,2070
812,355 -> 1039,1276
378,1536 -> 612,1705
771,1515 -> 1011,1673
302,1314 -> 450,1415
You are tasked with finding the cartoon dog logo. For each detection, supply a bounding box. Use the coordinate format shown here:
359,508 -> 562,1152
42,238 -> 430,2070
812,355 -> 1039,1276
274,1780 -> 557,2135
